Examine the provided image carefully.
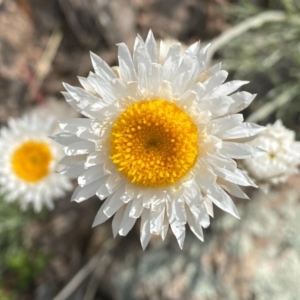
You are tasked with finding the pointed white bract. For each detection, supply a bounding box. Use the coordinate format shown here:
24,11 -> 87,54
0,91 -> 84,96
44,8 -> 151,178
55,31 -> 264,249
0,112 -> 73,212
242,120 -> 300,192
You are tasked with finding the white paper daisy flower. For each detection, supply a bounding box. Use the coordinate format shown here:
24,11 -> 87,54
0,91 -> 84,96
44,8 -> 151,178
54,31 -> 264,249
0,112 -> 73,212
242,120 -> 300,191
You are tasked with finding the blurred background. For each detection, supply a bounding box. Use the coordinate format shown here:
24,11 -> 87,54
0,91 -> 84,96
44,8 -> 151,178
0,0 -> 300,299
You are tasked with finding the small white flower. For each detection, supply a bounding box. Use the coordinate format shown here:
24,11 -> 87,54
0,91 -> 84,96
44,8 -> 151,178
242,120 -> 300,191
54,31 -> 264,249
0,112 -> 73,212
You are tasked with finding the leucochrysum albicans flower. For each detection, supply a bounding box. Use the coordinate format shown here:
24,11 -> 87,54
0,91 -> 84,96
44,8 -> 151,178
0,112 -> 72,212
54,31 -> 264,249
242,120 -> 300,192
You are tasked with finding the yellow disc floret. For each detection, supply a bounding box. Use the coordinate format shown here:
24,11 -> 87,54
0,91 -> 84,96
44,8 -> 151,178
110,99 -> 199,187
12,141 -> 53,183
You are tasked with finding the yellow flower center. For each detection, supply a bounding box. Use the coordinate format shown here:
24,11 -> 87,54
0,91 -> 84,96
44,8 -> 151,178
110,99 -> 199,187
11,141 -> 53,183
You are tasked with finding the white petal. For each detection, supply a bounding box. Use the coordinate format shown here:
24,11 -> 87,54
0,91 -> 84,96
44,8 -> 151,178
209,114 -> 243,136
170,220 -> 185,249
62,91 -> 97,119
137,62 -> 149,90
184,192 -> 202,209
199,96 -> 234,117
78,76 -> 97,94
222,142 -> 265,159
118,202 -> 137,236
71,180 -> 101,202
110,78 -> 128,99
184,41 -> 200,57
140,209 -> 152,250
173,58 -> 200,95
64,140 -> 95,156
226,135 -> 262,143
157,80 -> 172,101
120,183 -> 138,203
117,43 -> 137,82
85,152 -> 107,168
205,62 -> 222,76
194,162 -> 217,192
186,197 -> 209,228
59,118 -> 93,135
93,205 -> 110,227
132,34 -> 145,70
163,43 -> 181,82
219,123 -> 265,140
63,83 -> 99,104
78,165 -> 107,187
197,43 -> 210,64
44,197 -> 55,210
33,198 -> 42,213
177,90 -> 198,109
206,184 -> 240,219
112,205 -> 126,237
150,206 -> 165,235
160,211 -> 169,240
96,183 -> 110,200
125,81 -> 144,100
173,199 -> 187,225
51,132 -> 82,146
200,212 -> 210,228
167,200 -> 185,249
214,167 -> 257,187
59,154 -> 86,166
60,163 -> 86,179
129,196 -> 144,218
204,197 -> 214,217
217,178 -> 249,199
206,153 -> 237,172
211,80 -> 249,97
193,82 -> 206,99
106,172 -> 124,193
186,205 -> 204,241
228,92 -> 256,114
102,185 -> 125,218
158,40 -> 168,63
90,52 -> 116,81
88,73 -> 116,104
120,192 -> 134,204
148,63 -> 163,94
204,70 -> 228,93
145,30 -> 158,63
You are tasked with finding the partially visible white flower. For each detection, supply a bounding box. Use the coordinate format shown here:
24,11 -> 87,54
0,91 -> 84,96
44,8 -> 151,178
54,31 -> 264,249
242,120 -> 300,191
0,111 -> 73,212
